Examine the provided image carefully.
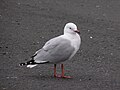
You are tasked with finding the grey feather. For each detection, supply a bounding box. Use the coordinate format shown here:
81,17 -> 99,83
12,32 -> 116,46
33,37 -> 75,64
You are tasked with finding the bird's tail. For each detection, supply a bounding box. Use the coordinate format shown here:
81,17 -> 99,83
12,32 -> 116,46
19,59 -> 49,68
19,60 -> 37,68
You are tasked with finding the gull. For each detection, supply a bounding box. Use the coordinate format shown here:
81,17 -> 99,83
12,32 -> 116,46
19,22 -> 81,78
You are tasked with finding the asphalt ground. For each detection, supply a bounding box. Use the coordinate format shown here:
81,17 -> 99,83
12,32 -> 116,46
0,0 -> 120,90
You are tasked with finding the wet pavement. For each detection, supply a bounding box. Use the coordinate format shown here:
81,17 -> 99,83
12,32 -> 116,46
0,0 -> 120,90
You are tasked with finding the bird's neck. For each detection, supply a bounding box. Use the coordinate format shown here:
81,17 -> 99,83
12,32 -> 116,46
63,33 -> 79,39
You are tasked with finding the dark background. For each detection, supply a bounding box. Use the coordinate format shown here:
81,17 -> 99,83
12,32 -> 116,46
0,0 -> 120,90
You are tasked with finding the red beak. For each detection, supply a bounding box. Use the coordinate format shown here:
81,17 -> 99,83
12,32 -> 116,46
74,30 -> 80,34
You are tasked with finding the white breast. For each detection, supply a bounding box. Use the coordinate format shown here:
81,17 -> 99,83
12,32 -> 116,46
61,33 -> 81,59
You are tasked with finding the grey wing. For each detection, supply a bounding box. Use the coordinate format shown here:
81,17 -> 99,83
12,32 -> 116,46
33,37 -> 75,64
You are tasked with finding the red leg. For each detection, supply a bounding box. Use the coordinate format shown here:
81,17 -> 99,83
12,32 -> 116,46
61,64 -> 64,77
61,64 -> 72,78
54,64 -> 61,78
54,64 -> 57,77
54,64 -> 72,78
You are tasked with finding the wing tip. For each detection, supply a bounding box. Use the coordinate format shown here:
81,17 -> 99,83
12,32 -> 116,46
19,63 -> 26,66
27,65 -> 37,68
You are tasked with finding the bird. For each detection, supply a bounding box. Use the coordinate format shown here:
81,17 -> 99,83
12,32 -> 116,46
19,22 -> 81,78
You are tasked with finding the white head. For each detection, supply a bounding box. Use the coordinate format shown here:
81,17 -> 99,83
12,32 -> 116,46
64,23 -> 80,35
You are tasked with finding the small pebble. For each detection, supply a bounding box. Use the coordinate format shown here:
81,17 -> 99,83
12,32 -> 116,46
11,76 -> 17,79
6,76 -> 17,79
41,36 -> 44,39
96,5 -> 100,8
110,53 -> 113,55
37,42 -> 39,44
6,77 -> 9,79
18,3 -> 20,5
79,79 -> 82,81
103,13 -> 106,17
97,60 -> 101,63
90,36 -> 93,39
88,30 -> 90,32
2,87 -> 6,90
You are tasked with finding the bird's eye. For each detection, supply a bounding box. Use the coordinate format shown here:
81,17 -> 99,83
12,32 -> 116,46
69,27 -> 72,29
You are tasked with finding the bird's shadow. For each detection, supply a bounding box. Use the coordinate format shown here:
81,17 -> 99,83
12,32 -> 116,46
24,74 -> 74,82
21,73 -> 94,82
